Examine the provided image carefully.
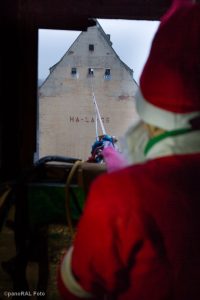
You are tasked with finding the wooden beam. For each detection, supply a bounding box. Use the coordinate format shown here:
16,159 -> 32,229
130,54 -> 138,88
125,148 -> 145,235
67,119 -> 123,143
19,0 -> 173,31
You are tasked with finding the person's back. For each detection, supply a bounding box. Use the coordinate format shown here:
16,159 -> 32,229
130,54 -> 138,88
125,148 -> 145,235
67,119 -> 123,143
94,153 -> 200,299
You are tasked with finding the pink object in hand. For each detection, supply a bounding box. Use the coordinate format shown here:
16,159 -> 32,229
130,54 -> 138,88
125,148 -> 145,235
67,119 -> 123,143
102,146 -> 128,172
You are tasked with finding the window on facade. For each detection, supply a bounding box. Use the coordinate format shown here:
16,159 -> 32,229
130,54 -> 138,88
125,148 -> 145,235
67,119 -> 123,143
89,44 -> 94,51
88,68 -> 94,76
104,68 -> 111,80
71,67 -> 79,78
71,67 -> 77,75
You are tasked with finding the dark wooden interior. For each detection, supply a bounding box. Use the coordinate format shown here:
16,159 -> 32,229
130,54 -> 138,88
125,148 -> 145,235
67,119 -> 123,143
1,0 -> 198,180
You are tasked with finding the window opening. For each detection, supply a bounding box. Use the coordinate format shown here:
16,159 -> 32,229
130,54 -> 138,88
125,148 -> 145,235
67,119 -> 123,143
71,67 -> 78,78
104,68 -> 111,80
89,44 -> 94,51
88,68 -> 94,76
71,67 -> 77,75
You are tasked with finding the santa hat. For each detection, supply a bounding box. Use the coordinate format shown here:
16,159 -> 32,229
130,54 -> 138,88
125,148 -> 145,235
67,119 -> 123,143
136,0 -> 200,130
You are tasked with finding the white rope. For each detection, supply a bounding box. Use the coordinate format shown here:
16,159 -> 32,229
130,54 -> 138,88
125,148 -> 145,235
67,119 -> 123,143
92,92 -> 106,136
90,75 -> 107,136
95,114 -> 99,140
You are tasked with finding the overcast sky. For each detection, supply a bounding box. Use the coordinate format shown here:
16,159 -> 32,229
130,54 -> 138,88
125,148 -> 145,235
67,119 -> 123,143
38,19 -> 159,84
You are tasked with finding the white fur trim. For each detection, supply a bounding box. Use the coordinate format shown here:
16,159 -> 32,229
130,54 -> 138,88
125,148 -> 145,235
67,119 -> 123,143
60,247 -> 94,298
136,89 -> 200,130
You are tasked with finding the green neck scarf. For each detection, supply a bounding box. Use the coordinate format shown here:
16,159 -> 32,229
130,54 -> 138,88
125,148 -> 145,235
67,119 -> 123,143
144,128 -> 193,156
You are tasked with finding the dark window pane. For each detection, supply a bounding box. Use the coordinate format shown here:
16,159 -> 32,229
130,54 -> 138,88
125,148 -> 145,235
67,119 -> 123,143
89,44 -> 94,51
71,67 -> 77,75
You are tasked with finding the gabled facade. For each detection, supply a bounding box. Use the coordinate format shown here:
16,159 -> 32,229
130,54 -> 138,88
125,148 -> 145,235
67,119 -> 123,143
38,22 -> 139,160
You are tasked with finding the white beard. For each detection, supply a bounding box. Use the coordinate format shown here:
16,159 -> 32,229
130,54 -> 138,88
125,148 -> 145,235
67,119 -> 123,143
120,120 -> 149,165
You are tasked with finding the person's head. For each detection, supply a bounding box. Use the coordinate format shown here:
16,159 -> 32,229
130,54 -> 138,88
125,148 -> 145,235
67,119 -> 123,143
136,0 -> 200,135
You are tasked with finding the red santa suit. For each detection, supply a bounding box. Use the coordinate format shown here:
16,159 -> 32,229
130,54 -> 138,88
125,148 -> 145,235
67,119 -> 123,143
58,130 -> 200,300
58,0 -> 200,299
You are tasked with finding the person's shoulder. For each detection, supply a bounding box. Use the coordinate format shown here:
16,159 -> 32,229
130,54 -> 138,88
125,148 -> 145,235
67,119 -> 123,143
92,154 -> 193,188
91,162 -> 147,193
